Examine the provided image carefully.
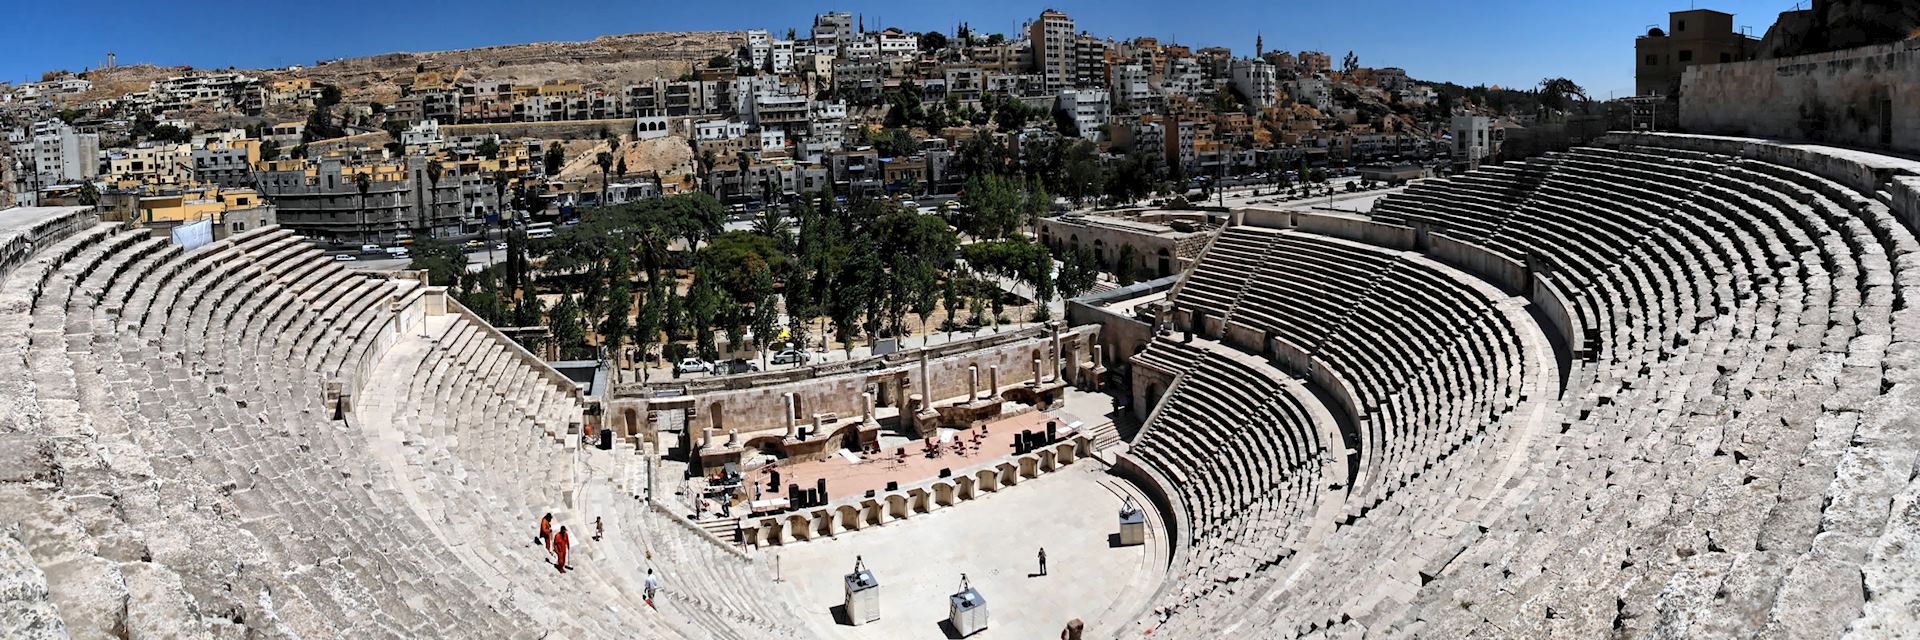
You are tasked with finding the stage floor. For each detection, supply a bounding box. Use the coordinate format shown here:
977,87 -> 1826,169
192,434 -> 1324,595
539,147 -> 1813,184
772,460 -> 1166,639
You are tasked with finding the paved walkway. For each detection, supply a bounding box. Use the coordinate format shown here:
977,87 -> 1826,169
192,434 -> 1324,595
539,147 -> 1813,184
775,462 -> 1164,639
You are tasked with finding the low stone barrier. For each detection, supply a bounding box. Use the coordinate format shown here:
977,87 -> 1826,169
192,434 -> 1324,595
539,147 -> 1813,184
738,435 -> 1094,546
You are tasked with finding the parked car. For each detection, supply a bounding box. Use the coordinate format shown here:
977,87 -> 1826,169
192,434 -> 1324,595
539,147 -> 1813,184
720,359 -> 758,374
771,349 -> 811,365
674,358 -> 713,374
360,244 -> 381,253
385,247 -> 410,257
495,242 -> 508,250
333,254 -> 358,262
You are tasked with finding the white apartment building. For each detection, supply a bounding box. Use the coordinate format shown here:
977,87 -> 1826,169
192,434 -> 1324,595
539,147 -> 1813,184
695,119 -> 751,141
731,75 -> 786,115
771,40 -> 796,74
9,120 -> 101,189
1229,59 -> 1278,108
635,110 -> 671,140
1162,58 -> 1206,96
747,30 -> 773,65
811,100 -> 848,121
842,40 -> 880,60
1450,115 -> 1495,166
402,120 -> 444,151
1111,64 -> 1154,107
875,31 -> 918,56
1056,89 -> 1111,141
1288,77 -> 1332,110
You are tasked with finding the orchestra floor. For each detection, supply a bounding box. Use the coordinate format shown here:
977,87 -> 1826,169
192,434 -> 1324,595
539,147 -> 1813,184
774,461 -> 1166,639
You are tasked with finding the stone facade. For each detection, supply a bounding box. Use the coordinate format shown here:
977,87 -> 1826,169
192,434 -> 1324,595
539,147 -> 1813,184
1680,39 -> 1918,154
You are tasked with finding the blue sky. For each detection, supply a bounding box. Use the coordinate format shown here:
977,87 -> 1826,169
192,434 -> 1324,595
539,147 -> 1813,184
4,0 -> 1800,99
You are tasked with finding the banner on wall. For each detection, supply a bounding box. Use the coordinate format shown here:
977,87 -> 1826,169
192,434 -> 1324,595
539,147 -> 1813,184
171,219 -> 213,250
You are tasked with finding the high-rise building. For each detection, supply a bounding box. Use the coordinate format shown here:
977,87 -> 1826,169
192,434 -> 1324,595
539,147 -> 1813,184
1029,9 -> 1076,93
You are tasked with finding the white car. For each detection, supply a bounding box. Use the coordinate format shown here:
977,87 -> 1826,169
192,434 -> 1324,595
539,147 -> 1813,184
333,254 -> 358,262
771,349 -> 811,365
674,358 -> 712,374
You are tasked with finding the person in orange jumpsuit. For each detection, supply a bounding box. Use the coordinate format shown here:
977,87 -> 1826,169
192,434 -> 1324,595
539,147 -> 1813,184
553,526 -> 571,573
538,513 -> 553,550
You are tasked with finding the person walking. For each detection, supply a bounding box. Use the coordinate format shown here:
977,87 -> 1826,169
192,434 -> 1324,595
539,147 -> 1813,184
644,568 -> 660,606
593,516 -> 604,542
1038,547 -> 1048,576
553,526 -> 572,573
538,513 -> 553,550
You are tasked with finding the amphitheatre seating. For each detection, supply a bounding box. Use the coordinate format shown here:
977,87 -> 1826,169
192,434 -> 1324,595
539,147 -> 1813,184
1124,136 -> 1920,637
0,222 -> 796,638
1135,227 -> 1546,633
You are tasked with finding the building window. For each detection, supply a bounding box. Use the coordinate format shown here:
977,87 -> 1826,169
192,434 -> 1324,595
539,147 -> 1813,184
1646,54 -> 1659,66
1677,19 -> 1687,32
1678,50 -> 1693,62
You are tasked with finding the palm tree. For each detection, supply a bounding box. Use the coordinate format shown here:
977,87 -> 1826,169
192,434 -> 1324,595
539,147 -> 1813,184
354,173 -> 372,244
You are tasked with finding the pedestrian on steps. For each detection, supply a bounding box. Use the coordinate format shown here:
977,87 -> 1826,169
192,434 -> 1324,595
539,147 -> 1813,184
538,513 -> 553,550
594,516 -> 604,542
644,568 -> 660,605
1038,547 -> 1048,576
554,526 -> 572,573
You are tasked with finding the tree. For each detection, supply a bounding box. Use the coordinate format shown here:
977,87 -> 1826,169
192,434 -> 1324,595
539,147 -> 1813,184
596,151 -> 613,205
550,294 -> 590,360
1342,51 -> 1359,75
1116,243 -> 1138,285
476,139 -> 500,159
748,264 -> 780,368
941,272 -> 961,334
1056,246 -> 1099,300
632,281 -> 664,377
408,238 -> 467,289
918,31 -> 949,52
544,143 -> 565,176
1537,77 -> 1588,116
260,139 -> 281,161
601,248 -> 634,364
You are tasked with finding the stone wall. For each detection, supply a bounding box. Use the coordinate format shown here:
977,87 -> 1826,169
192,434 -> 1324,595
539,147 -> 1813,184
613,325 -> 1098,438
1066,275 -> 1179,371
1679,39 -> 1919,154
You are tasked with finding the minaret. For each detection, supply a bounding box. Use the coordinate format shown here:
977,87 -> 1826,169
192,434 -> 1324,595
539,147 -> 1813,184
1256,33 -> 1263,58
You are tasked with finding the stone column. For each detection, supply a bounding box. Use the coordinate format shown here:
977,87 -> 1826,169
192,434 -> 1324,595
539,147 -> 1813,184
701,427 -> 714,448
783,392 -> 798,438
862,392 -> 875,422
1051,323 -> 1064,381
810,413 -> 825,440
1032,358 -> 1043,387
918,353 -> 932,410
989,365 -> 1001,397
1091,344 -> 1106,390
968,365 -> 979,401
727,428 -> 739,446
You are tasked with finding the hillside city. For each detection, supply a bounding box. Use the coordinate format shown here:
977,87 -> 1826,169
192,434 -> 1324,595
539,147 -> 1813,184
2,9 -> 1612,368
